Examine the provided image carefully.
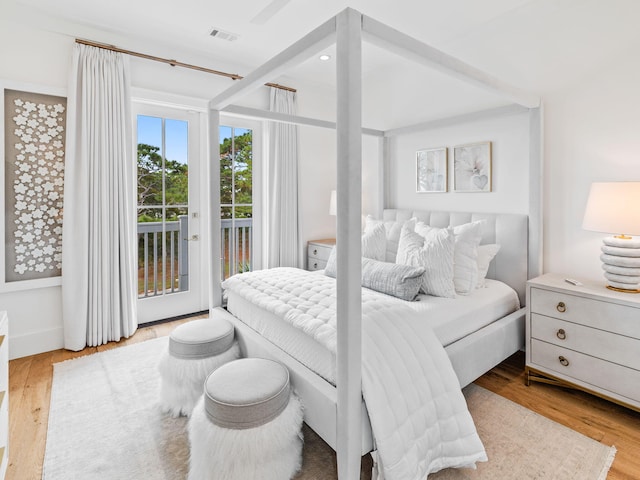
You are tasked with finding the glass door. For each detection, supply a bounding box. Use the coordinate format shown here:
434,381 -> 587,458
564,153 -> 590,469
219,123 -> 260,280
135,103 -> 204,323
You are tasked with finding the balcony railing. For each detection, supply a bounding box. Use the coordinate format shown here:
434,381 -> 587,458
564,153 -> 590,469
221,218 -> 252,280
137,216 -> 188,298
137,216 -> 253,298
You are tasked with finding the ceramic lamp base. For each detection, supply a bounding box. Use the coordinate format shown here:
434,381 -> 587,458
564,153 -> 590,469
600,236 -> 640,293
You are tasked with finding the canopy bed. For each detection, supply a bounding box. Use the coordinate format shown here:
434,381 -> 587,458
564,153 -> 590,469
207,8 -> 542,480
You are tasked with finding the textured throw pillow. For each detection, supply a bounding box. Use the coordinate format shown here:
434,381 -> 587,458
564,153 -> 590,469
415,220 -> 484,295
361,223 -> 386,261
364,215 -> 417,262
476,244 -> 501,288
395,225 -> 456,298
360,257 -> 424,301
325,248 -> 424,301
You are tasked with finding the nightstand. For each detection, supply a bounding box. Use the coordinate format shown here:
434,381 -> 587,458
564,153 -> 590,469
526,273 -> 640,412
307,239 -> 335,271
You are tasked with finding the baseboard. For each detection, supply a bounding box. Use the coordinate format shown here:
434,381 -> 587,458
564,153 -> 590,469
10,327 -> 64,360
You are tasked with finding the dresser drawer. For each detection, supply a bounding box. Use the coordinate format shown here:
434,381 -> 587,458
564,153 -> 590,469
530,339 -> 640,403
530,287 -> 640,339
308,243 -> 333,261
531,313 -> 640,371
308,257 -> 327,271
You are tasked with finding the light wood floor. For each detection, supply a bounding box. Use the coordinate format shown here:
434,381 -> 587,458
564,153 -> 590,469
8,316 -> 640,480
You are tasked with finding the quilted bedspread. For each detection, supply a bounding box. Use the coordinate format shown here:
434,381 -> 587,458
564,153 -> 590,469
222,267 -> 487,479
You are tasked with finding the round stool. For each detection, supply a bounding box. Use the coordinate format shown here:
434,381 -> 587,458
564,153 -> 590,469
158,316 -> 240,417
188,358 -> 303,480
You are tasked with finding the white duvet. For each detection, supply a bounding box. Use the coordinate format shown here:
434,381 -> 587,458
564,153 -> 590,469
222,267 -> 487,479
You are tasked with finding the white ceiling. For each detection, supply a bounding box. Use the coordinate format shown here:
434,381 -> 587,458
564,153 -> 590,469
14,0 -> 640,128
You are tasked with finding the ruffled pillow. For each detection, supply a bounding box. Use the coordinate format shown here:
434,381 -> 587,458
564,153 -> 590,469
395,225 -> 456,298
476,244 -> 501,288
364,215 -> 417,263
361,223 -> 386,261
415,220 -> 484,295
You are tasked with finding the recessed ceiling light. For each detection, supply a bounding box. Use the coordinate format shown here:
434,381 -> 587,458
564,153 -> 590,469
319,54 -> 331,61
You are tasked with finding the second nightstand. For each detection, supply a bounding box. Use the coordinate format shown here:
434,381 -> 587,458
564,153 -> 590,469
526,273 -> 640,412
307,239 -> 335,271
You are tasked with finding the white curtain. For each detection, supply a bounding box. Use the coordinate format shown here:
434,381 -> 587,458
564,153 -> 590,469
62,44 -> 137,350
268,88 -> 299,268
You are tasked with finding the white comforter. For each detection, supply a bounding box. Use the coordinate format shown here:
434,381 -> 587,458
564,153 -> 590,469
222,268 -> 487,479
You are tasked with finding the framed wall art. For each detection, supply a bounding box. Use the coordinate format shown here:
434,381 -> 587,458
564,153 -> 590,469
1,81 -> 67,291
453,141 -> 492,192
416,147 -> 447,193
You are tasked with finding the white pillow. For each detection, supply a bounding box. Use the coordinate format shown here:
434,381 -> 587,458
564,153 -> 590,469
361,223 -> 386,261
325,252 -> 424,301
415,220 -> 484,295
365,215 -> 417,263
396,225 -> 456,298
476,244 -> 501,288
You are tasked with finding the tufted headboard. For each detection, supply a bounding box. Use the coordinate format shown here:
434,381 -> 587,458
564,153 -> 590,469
383,209 -> 529,306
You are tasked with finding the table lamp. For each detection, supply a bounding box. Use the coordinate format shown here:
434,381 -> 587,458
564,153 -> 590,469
582,182 -> 640,293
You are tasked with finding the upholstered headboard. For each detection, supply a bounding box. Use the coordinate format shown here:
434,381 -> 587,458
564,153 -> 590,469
383,209 -> 528,306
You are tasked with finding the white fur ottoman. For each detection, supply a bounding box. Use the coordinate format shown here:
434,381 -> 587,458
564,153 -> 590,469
188,358 -> 303,480
158,315 -> 240,417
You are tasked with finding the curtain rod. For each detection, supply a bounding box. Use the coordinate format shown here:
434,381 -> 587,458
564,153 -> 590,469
74,38 -> 297,93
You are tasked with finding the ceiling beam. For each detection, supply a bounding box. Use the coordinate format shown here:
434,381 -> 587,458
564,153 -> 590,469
362,15 -> 540,109
209,16 -> 336,110
384,104 -> 529,137
223,104 -> 384,137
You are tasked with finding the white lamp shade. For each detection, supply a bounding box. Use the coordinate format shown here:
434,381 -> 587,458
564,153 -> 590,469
582,182 -> 640,235
329,190 -> 337,216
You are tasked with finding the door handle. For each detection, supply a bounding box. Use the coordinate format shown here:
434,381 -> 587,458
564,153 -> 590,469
185,234 -> 199,241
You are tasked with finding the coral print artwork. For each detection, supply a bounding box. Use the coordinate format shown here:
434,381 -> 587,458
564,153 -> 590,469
453,142 -> 492,192
4,89 -> 66,282
416,147 -> 447,193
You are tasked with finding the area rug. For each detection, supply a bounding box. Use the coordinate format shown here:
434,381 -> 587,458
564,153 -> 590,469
43,337 -> 615,479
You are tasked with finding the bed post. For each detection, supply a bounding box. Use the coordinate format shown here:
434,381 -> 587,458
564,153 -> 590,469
528,105 -> 543,279
335,8 -> 363,480
209,109 -> 222,307
382,135 -> 391,212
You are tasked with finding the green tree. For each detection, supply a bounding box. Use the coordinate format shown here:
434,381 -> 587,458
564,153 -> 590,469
220,130 -> 252,219
137,143 -> 189,221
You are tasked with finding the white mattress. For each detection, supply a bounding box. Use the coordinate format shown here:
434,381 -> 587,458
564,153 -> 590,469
226,278 -> 519,385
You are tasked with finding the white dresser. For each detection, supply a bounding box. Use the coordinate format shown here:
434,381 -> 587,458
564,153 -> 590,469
0,311 -> 7,480
526,273 -> 640,412
306,239 -> 335,271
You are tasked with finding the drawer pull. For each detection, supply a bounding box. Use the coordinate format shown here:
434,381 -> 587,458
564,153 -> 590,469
556,329 -> 566,340
558,356 -> 570,367
556,302 -> 566,313
313,262 -> 318,269
313,248 -> 318,256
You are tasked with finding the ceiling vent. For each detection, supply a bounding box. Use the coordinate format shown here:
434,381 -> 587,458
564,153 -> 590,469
209,28 -> 239,42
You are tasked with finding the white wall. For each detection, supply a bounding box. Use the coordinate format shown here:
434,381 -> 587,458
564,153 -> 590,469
388,111 -> 530,214
0,8 -> 338,358
295,78 -> 383,266
0,12 -> 72,359
543,48 -> 640,283
387,47 -> 640,287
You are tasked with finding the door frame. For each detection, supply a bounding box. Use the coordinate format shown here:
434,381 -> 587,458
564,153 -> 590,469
133,100 -> 208,323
